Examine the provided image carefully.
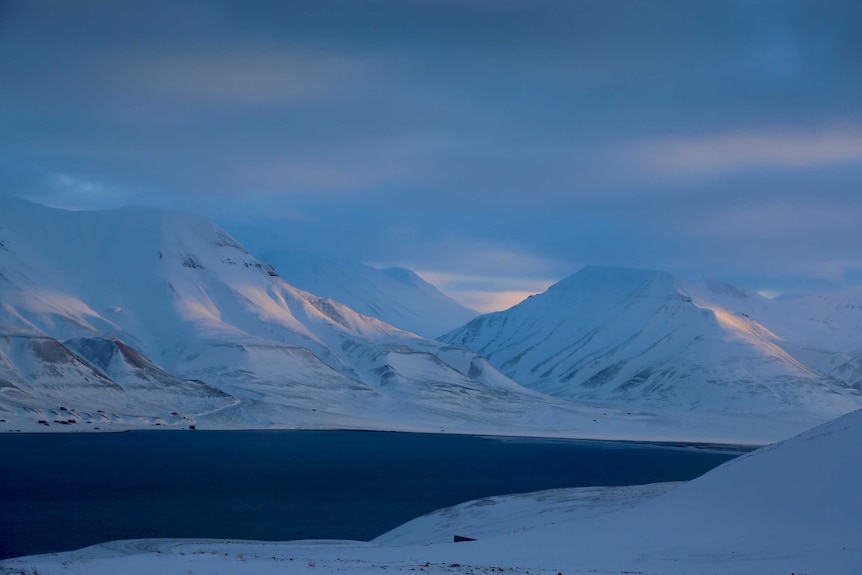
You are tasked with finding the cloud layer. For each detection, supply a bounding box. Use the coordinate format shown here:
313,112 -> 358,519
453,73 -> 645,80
2,0 -> 862,307
636,129 -> 862,176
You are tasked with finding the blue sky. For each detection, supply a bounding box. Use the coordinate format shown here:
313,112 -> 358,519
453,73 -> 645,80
2,0 -> 862,311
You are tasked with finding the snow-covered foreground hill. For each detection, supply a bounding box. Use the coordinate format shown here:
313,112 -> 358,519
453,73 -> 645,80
0,197 -> 601,438
5,408 -> 860,574
259,251 -> 478,338
442,266 -> 862,431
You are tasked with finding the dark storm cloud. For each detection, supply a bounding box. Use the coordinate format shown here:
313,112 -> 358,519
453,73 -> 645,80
2,0 -> 862,305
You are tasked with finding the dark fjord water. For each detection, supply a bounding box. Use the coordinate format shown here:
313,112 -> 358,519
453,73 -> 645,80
0,430 -> 745,559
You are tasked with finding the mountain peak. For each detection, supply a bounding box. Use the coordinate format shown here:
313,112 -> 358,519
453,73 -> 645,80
441,263 -> 862,429
557,265 -> 671,286
543,266 -> 681,304
380,266 -> 423,287
694,277 -> 751,299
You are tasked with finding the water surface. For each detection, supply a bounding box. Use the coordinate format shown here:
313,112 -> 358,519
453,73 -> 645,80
0,430 -> 746,559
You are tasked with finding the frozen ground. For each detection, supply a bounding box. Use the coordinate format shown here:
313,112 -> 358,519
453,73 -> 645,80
4,408 -> 860,575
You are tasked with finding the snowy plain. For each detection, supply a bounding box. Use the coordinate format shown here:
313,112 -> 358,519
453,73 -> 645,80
4,407 -> 860,574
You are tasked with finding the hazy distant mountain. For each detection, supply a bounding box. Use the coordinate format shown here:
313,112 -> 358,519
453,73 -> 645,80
0,196 -> 591,435
441,266 -> 862,426
258,251 -> 477,338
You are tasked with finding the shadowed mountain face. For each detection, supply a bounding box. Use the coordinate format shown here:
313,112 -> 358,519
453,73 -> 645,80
0,333 -> 232,423
441,266 -> 862,423
65,336 -> 231,397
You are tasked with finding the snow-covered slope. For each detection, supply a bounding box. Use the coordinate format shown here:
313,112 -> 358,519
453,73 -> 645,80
258,251 -> 477,337
0,197 -> 598,435
773,287 -> 862,353
0,332 -> 231,426
6,409 -> 860,573
375,406 -> 862,574
441,266 -> 862,427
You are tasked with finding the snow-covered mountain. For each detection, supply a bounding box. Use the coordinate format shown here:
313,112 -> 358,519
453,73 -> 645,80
441,266 -> 862,427
0,197 -> 594,435
258,251 -> 477,338
3,199 -> 858,442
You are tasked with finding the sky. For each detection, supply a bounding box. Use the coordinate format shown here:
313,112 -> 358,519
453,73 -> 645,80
2,0 -> 862,312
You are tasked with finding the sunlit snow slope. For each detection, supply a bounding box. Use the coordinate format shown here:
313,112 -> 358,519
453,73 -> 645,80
442,266 -> 862,428
0,197 -> 589,435
259,251 -> 478,338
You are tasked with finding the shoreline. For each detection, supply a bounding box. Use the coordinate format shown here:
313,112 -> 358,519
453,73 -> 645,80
0,425 -> 764,450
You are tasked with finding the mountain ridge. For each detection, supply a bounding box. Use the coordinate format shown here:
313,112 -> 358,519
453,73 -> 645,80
3,197 -> 859,442
258,250 -> 478,337
441,265 -> 862,426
